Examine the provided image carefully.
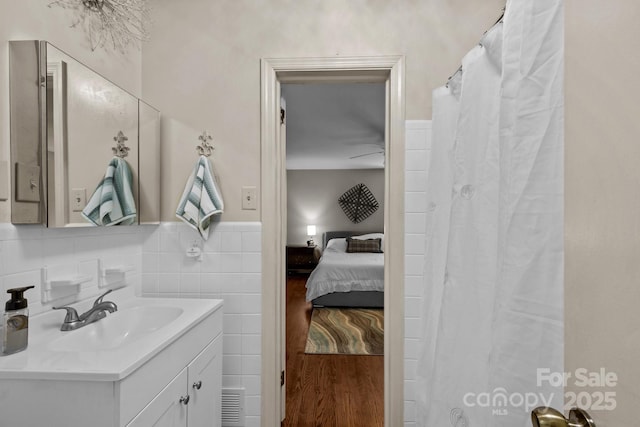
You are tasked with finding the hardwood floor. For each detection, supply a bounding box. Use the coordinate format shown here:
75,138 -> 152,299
284,276 -> 384,427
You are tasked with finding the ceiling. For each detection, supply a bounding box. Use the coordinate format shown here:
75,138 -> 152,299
282,83 -> 385,170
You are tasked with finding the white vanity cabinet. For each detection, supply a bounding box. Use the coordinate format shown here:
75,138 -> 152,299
0,297 -> 223,427
128,336 -> 222,427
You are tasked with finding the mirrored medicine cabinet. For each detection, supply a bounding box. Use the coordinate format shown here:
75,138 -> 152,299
9,40 -> 160,227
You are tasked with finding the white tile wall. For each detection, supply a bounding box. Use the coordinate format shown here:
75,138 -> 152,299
141,221 -> 262,427
0,223 -> 144,316
404,120 -> 431,427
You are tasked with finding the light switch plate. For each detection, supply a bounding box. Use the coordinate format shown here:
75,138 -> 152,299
15,163 -> 40,202
71,188 -> 86,212
0,160 -> 8,201
242,186 -> 257,210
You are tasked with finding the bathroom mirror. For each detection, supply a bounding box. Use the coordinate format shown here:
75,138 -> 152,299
138,101 -> 161,225
46,43 -> 139,227
9,40 -> 161,227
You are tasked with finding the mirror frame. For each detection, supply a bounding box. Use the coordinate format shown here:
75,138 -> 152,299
9,40 -> 46,224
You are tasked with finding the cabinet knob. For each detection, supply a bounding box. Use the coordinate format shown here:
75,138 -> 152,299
179,395 -> 190,405
193,380 -> 203,390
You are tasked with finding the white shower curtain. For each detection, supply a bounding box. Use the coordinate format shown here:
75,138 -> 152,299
416,0 -> 564,426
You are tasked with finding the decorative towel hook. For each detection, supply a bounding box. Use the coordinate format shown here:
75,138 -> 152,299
111,130 -> 130,159
112,131 -> 130,158
196,131 -> 215,157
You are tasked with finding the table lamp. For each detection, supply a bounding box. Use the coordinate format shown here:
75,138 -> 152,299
306,225 -> 316,247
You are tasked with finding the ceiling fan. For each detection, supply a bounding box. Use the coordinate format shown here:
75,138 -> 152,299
341,107 -> 385,161
348,141 -> 385,160
349,150 -> 384,159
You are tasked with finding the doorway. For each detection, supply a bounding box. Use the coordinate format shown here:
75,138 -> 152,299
283,82 -> 386,426
261,56 -> 405,427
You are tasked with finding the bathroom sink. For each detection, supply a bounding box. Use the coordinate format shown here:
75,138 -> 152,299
0,289 -> 223,382
49,305 -> 184,352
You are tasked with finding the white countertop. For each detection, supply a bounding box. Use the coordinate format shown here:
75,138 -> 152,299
0,288 -> 223,382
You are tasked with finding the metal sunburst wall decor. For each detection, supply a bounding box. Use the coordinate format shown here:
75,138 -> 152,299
49,0 -> 150,53
338,183 -> 379,224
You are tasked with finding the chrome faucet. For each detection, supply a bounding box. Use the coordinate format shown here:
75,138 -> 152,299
53,290 -> 118,331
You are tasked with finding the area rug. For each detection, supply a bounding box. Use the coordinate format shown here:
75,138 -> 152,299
305,307 -> 384,355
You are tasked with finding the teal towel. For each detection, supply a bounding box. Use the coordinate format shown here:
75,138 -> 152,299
176,156 -> 224,240
82,157 -> 137,226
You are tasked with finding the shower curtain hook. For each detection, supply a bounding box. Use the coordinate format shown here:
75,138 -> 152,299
446,65 -> 463,88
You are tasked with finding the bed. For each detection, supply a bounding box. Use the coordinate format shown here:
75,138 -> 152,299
305,231 -> 384,308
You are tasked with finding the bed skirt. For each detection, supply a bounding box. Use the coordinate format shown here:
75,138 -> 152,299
312,291 -> 384,308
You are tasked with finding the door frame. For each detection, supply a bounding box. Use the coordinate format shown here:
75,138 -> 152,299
261,56 -> 405,427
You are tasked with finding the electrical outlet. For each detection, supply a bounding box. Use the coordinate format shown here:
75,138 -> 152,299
71,188 -> 86,212
242,186 -> 257,210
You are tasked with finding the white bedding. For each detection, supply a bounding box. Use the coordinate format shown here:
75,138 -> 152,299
305,238 -> 384,302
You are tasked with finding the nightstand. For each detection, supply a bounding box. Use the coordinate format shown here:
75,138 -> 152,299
286,245 -> 320,275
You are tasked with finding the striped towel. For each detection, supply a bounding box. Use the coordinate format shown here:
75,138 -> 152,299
82,157 -> 137,226
176,156 -> 224,240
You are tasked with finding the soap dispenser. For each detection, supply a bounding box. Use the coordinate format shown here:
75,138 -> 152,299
3,286 -> 34,355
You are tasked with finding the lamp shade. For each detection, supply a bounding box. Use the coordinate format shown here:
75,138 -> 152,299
307,225 -> 316,236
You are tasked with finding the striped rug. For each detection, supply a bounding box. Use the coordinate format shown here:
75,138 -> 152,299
305,308 -> 384,355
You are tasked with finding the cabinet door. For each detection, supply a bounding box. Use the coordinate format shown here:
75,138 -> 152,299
188,336 -> 222,427
127,369 -> 188,427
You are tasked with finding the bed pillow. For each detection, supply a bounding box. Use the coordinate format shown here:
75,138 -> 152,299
325,238 -> 348,253
351,233 -> 384,252
346,237 -> 383,253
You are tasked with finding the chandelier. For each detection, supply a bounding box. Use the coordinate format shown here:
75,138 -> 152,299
49,0 -> 150,53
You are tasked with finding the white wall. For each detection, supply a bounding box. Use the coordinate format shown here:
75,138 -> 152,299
142,0 -> 505,222
286,169 -> 384,246
565,1 -> 640,425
